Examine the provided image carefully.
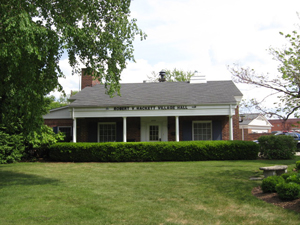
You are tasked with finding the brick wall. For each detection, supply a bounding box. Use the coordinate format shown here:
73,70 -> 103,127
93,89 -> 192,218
44,119 -> 73,128
127,117 -> 141,142
269,119 -> 300,132
222,107 -> 240,140
238,128 -> 271,141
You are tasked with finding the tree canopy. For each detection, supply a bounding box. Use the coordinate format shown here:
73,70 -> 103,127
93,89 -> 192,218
0,0 -> 145,136
229,30 -> 300,121
45,95 -> 69,110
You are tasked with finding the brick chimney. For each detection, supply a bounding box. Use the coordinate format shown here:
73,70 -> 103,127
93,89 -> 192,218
81,68 -> 101,90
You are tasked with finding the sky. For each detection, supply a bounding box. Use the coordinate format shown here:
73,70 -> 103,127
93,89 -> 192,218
55,0 -> 300,111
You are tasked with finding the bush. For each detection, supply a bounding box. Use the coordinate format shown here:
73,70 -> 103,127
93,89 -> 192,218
276,182 -> 300,200
296,161 -> 300,171
261,176 -> 285,193
48,140 -> 259,162
286,173 -> 300,184
258,135 -> 296,159
24,125 -> 65,160
281,172 -> 297,180
0,127 -> 25,164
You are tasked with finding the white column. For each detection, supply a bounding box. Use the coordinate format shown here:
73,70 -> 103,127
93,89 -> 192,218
123,117 -> 127,142
73,118 -> 77,143
242,127 -> 244,141
72,108 -> 77,143
175,116 -> 179,142
229,105 -> 233,140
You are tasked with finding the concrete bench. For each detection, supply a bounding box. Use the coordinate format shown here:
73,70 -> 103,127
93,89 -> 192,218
259,165 -> 288,178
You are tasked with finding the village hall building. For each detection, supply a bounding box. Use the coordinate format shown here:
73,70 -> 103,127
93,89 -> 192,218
43,70 -> 243,143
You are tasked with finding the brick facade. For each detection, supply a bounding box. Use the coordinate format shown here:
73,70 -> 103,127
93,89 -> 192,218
221,107 -> 240,140
269,118 -> 300,132
44,119 -> 73,128
238,129 -> 271,141
81,68 -> 101,90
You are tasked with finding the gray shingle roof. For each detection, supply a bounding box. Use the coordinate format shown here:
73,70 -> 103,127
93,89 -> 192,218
69,81 -> 243,107
239,113 -> 261,125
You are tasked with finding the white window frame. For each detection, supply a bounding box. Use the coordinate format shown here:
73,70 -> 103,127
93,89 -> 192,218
192,121 -> 212,141
97,122 -> 116,142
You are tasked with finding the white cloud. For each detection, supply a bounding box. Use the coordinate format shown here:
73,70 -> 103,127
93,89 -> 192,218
55,0 -> 300,111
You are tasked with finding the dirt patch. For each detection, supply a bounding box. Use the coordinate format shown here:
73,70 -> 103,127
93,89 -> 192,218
252,186 -> 300,213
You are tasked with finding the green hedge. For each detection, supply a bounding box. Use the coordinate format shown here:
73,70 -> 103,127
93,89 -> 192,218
48,140 -> 259,162
258,135 -> 296,159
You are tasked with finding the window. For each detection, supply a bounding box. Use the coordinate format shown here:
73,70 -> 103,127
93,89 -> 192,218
58,126 -> 72,142
193,121 -> 212,140
149,125 -> 159,141
98,123 -> 116,142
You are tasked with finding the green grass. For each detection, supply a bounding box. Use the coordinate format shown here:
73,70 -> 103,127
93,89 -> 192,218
1,158 -> 300,225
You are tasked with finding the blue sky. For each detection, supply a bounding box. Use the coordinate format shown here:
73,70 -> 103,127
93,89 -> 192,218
55,0 -> 300,108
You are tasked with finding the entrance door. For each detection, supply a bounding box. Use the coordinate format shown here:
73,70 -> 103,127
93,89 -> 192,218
141,117 -> 168,142
149,125 -> 160,141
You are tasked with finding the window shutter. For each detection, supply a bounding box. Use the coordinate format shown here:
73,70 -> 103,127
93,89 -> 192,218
88,122 -> 98,142
212,120 -> 222,140
182,121 -> 192,141
53,127 -> 58,134
116,122 -> 123,142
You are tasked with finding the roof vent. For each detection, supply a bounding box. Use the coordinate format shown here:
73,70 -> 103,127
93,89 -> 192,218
190,71 -> 207,83
159,70 -> 166,82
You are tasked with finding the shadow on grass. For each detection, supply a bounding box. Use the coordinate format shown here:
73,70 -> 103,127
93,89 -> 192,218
0,171 -> 60,187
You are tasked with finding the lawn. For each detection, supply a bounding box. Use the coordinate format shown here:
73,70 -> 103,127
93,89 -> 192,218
1,158 -> 300,225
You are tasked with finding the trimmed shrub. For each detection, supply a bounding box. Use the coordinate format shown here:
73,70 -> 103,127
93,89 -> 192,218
48,140 -> 259,162
281,172 -> 297,180
258,135 -> 296,159
286,173 -> 300,184
261,176 -> 285,193
276,182 -> 300,200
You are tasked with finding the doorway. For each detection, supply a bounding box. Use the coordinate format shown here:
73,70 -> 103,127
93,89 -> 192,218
141,117 -> 168,142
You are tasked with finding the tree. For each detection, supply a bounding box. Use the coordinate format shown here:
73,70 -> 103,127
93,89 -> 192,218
0,0 -> 145,137
229,30 -> 300,124
45,95 -> 69,110
147,69 -> 194,82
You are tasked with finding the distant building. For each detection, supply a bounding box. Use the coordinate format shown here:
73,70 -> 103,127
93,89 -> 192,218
269,118 -> 300,132
239,113 -> 273,141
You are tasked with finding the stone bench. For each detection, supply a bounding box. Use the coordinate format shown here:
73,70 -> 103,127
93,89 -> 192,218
259,165 -> 288,178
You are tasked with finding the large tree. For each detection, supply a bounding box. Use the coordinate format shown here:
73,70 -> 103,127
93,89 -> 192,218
229,30 -> 300,124
0,0 -> 145,136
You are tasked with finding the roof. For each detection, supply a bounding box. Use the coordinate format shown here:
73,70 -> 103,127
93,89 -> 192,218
239,113 -> 261,125
69,80 -> 243,108
239,113 -> 272,127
